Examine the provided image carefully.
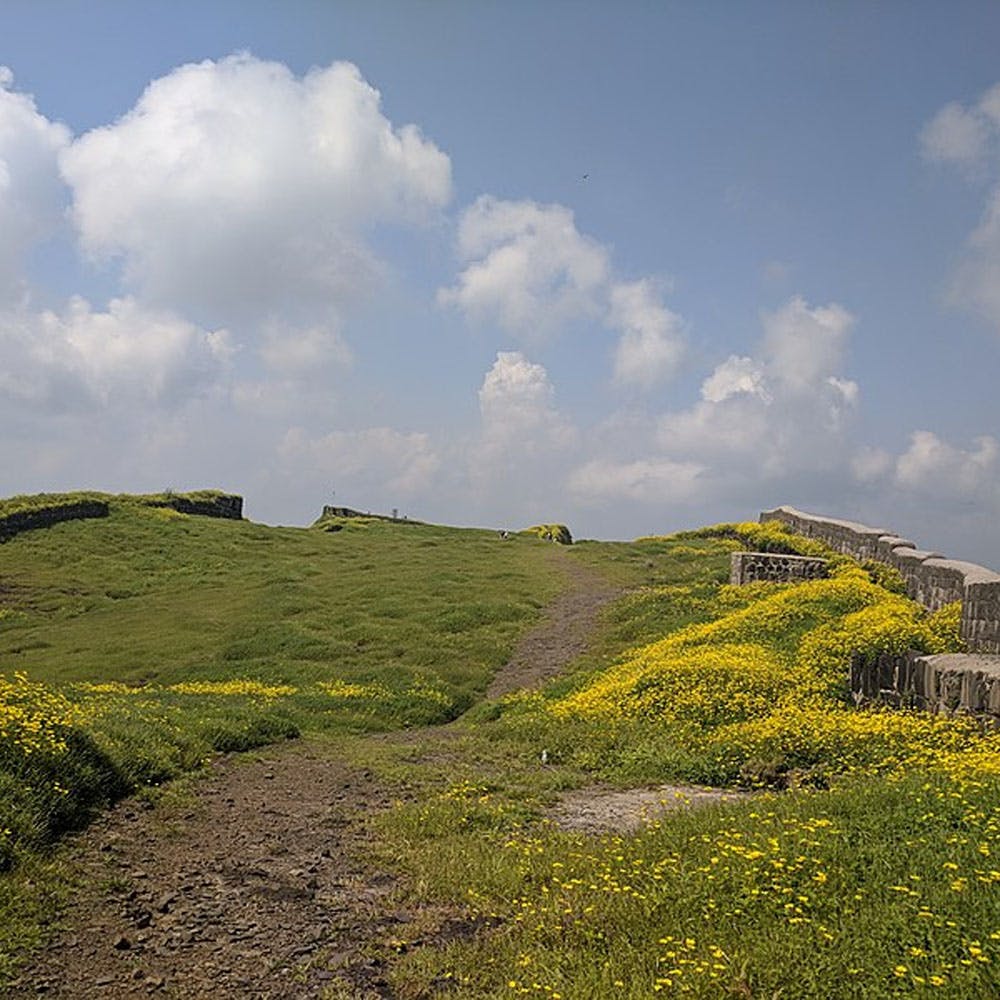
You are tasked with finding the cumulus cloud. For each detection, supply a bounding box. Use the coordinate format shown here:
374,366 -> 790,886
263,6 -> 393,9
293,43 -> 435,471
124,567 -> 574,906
61,54 -> 451,325
922,82 -> 1000,333
440,196 -> 687,387
568,457 -> 704,504
609,279 -> 685,388
700,355 -> 770,404
894,430 -> 999,497
0,296 -> 230,409
761,296 -> 854,390
920,97 -> 995,167
0,67 -> 71,303
477,350 -> 576,455
570,296 -> 860,507
438,197 -> 609,336
280,426 -> 440,497
257,323 -> 352,377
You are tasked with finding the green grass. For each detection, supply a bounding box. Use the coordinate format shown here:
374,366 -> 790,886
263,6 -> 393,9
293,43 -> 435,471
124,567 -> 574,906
2,500 -> 998,997
373,766 -> 1000,999
0,501 -> 566,701
0,496 -> 573,890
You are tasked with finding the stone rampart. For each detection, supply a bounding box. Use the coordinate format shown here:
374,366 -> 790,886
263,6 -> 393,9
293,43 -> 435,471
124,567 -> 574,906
760,505 -> 1000,653
148,493 -> 243,519
851,652 -> 1000,724
730,551 -> 829,586
0,499 -> 109,543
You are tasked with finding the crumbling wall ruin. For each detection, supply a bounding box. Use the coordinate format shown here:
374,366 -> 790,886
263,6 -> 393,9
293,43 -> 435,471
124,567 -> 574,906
760,505 -> 1000,654
729,551 -> 829,586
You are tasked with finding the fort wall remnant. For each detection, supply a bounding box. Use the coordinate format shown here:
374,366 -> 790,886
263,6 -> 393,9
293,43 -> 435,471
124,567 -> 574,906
0,499 -> 109,543
851,652 -> 1000,725
760,505 -> 1000,654
147,493 -> 243,520
730,551 -> 829,586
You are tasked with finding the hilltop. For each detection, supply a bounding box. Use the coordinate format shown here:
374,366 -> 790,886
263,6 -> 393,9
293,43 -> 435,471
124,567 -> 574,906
0,493 -> 998,998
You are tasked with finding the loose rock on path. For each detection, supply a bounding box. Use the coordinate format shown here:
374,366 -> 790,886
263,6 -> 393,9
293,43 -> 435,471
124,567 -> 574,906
9,744 -> 445,999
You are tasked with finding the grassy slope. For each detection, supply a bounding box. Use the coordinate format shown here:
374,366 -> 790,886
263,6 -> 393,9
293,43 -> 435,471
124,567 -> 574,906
0,504 -> 567,697
4,508 -> 999,998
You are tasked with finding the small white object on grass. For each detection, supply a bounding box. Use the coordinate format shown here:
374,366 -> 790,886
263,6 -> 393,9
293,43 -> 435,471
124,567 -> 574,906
541,749 -> 549,765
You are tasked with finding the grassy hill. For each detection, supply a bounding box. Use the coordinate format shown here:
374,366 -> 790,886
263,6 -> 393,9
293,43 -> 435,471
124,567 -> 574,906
1,496 -> 999,996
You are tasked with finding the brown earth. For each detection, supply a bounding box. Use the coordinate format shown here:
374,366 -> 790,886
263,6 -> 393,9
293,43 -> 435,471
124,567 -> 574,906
486,553 -> 620,699
9,744 -> 430,998
8,553 -> 731,998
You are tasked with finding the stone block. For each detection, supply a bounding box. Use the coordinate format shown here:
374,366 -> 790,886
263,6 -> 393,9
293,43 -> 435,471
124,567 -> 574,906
730,551 -> 829,586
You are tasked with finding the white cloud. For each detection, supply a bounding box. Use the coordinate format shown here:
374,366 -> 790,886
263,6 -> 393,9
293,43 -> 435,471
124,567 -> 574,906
0,296 -> 230,409
61,54 -> 451,325
951,186 -> 1000,329
663,297 -> 856,468
609,279 -> 685,388
468,350 -> 578,512
440,196 -> 687,387
700,355 -> 770,404
923,82 -> 1000,334
438,197 -> 609,336
568,457 -> 704,504
257,323 -> 352,376
761,296 -> 854,390
920,100 -> 992,166
0,68 -> 71,304
571,296 -> 861,508
478,350 -> 576,453
894,430 -> 999,497
280,426 -> 440,497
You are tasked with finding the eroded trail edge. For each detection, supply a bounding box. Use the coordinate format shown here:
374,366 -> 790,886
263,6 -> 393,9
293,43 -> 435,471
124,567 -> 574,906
486,553 -> 621,700
11,745 -> 450,999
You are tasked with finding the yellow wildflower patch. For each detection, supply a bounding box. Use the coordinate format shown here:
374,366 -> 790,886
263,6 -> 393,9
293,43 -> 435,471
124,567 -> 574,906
167,679 -> 297,698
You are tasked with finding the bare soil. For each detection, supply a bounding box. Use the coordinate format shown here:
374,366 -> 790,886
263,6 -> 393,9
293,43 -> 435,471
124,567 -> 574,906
9,743 -> 441,998
547,784 -> 750,835
9,554 -> 734,997
486,554 -> 620,699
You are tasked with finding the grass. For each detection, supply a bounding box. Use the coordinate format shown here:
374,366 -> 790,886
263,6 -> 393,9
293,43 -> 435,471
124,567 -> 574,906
1,497 -> 999,997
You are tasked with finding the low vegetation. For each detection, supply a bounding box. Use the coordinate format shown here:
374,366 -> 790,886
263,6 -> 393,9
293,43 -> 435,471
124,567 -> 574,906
0,501 -> 998,996
520,524 -> 574,545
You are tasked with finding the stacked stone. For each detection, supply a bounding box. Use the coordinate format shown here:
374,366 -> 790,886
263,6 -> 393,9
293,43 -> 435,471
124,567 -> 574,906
0,499 -> 109,543
760,506 -> 1000,653
729,551 -> 829,586
852,652 -> 1000,724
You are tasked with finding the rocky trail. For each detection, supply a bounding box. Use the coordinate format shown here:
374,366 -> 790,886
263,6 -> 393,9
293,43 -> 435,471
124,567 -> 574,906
7,556 -> 713,998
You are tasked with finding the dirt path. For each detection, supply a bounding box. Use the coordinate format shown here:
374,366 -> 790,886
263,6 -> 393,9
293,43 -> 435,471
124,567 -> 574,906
8,743 -> 456,999
486,553 -> 620,699
9,555 -> 621,998
9,559 -> 740,997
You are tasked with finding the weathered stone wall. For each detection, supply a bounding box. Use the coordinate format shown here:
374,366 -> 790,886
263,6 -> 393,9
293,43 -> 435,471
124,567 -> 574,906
730,551 -> 829,586
321,505 -> 367,519
0,499 -> 109,543
851,651 -> 1000,724
760,505 -> 1000,652
149,494 -> 243,519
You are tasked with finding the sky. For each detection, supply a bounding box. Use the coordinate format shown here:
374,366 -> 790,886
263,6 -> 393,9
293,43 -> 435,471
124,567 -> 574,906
2,1 -> 1000,565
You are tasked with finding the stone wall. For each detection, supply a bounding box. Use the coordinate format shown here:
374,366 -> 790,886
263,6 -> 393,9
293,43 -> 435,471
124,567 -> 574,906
851,652 -> 1000,724
148,493 -> 243,519
730,551 -> 829,586
760,505 -> 1000,653
0,499 -> 109,543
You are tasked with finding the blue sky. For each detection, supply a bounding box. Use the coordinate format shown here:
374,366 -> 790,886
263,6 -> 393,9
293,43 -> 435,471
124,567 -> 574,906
2,1 -> 1000,564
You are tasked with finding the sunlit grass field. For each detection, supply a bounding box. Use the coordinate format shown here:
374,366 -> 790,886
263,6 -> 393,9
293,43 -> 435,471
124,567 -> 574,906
1,498 -> 999,996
